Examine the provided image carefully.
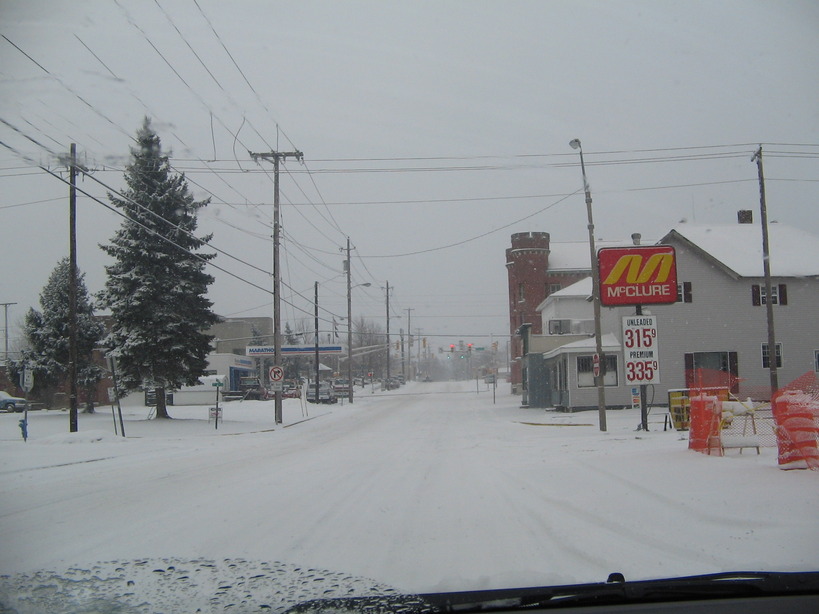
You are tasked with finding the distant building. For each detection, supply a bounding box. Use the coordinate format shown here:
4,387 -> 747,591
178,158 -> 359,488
208,317 -> 273,355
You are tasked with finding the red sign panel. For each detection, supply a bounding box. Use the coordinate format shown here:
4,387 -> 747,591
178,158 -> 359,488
598,245 -> 677,306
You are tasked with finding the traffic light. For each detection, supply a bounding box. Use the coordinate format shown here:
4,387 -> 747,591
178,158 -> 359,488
450,344 -> 455,352
467,343 -> 473,352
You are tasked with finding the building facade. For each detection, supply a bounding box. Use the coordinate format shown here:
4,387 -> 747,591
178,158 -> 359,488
526,221 -> 819,410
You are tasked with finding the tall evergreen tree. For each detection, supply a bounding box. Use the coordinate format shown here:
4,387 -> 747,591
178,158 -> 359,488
12,258 -> 104,410
98,118 -> 217,419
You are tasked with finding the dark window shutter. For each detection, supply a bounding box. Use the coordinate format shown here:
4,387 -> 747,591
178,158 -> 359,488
683,281 -> 693,303
778,284 -> 788,306
751,284 -> 761,306
684,353 -> 694,388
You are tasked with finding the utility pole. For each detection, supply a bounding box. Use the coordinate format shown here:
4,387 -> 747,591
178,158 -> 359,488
249,149 -> 303,424
68,143 -> 79,433
752,146 -> 779,394
400,328 -> 405,379
405,308 -> 413,380
346,238 -> 354,403
314,281 -> 320,404
385,281 -> 391,382
570,139 -> 606,431
416,327 -> 422,377
1,302 -> 16,367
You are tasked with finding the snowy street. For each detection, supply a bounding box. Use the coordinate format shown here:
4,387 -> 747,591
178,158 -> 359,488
1,380 -> 818,601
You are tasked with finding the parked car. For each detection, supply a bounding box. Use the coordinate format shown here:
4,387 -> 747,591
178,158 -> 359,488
0,391 -> 28,412
305,382 -> 337,404
382,378 -> 401,390
281,381 -> 301,399
332,379 -> 351,395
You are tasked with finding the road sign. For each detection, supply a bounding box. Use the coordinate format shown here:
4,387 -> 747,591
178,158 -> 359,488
598,245 -> 677,306
622,315 -> 661,385
20,368 -> 33,393
593,353 -> 600,378
212,381 -> 224,387
269,366 -> 284,381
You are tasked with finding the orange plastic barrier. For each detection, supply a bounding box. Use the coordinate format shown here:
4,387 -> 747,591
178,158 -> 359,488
773,390 -> 819,470
688,393 -> 722,455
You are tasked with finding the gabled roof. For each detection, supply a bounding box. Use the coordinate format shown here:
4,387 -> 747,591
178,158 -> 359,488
546,240 -> 633,272
662,224 -> 819,278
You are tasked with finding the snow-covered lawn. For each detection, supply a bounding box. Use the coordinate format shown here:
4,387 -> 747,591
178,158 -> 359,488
1,380 -> 817,611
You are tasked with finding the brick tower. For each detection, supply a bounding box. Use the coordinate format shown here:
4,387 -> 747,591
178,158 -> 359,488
506,232 -> 551,393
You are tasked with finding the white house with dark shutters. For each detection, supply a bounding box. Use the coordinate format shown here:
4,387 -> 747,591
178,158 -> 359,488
526,220 -> 819,410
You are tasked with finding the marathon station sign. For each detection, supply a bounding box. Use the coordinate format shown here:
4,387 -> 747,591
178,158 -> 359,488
597,245 -> 677,306
246,345 -> 343,356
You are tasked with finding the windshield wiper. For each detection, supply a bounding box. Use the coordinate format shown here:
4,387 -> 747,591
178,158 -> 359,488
286,571 -> 819,613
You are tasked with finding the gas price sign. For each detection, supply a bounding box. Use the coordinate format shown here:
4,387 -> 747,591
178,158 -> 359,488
622,315 -> 660,385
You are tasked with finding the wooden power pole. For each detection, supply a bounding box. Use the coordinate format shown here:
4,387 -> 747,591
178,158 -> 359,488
249,149 -> 303,424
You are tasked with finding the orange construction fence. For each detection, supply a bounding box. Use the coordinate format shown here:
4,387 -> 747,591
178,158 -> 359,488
688,370 -> 819,470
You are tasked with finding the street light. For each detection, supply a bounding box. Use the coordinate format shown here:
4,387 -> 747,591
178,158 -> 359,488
347,278 -> 371,403
570,138 -> 607,432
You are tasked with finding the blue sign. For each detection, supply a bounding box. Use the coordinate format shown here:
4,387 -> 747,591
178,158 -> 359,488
246,345 -> 344,356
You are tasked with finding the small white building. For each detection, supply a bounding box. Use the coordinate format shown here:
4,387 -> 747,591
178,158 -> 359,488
206,353 -> 257,392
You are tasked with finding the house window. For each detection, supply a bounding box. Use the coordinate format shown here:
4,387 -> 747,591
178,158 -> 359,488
684,351 -> 739,394
751,284 -> 788,306
814,350 -> 819,372
518,282 -> 525,302
676,281 -> 693,303
577,354 -> 618,387
761,343 -> 783,369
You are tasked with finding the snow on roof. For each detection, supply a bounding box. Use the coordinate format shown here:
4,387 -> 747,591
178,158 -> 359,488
549,276 -> 593,298
546,240 -> 626,271
542,333 -> 621,359
665,223 -> 819,278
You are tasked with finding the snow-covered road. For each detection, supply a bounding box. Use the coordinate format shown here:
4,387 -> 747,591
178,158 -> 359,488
1,380 -> 817,598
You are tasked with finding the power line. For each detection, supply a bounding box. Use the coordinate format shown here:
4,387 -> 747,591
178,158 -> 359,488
359,189 -> 580,259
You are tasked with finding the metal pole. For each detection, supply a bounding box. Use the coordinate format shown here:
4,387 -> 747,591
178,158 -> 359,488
571,139 -> 607,431
109,356 -> 126,437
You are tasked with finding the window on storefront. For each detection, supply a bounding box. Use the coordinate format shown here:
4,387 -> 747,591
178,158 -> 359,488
577,354 -> 618,387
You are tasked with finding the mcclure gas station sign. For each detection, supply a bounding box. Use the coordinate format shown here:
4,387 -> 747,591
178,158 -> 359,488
597,245 -> 678,306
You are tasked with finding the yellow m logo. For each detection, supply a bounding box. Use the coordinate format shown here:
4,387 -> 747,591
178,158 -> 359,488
603,254 -> 674,285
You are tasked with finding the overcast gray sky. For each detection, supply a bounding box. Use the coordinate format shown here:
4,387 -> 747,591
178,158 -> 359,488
1,0 -> 817,354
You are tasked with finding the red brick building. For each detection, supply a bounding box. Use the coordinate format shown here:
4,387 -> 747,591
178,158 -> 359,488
506,232 -> 590,393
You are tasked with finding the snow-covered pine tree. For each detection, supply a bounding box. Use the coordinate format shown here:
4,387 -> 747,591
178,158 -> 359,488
98,118 -> 218,419
12,258 -> 104,410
